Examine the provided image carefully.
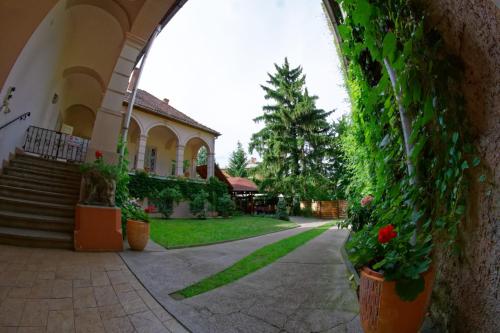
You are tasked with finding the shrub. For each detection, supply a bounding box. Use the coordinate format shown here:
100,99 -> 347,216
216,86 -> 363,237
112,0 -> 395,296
128,171 -> 207,200
152,187 -> 182,219
217,194 -> 235,218
341,201 -> 374,232
276,197 -> 289,221
190,191 -> 208,219
206,177 -> 228,210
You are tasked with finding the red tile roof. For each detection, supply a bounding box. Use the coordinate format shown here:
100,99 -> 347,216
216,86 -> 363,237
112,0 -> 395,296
124,89 -> 220,136
226,177 -> 258,192
196,165 -> 258,193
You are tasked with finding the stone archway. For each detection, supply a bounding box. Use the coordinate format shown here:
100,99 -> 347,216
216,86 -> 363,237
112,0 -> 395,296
183,136 -> 212,179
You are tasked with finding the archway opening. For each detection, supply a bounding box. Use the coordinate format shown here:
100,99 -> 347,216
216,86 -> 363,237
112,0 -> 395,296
145,125 -> 178,176
184,137 -> 210,179
62,104 -> 95,139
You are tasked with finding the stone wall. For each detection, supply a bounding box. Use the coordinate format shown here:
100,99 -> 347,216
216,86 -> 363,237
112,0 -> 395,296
417,1 -> 499,332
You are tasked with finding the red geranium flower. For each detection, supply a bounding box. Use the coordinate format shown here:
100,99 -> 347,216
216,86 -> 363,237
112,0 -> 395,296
378,224 -> 397,244
95,150 -> 103,159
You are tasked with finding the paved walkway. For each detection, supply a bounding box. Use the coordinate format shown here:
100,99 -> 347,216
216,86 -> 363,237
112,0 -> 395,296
0,245 -> 187,333
121,218 -> 361,332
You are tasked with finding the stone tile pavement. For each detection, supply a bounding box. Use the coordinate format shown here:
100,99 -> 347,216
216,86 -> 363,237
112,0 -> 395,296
121,218 -> 362,332
0,245 -> 188,333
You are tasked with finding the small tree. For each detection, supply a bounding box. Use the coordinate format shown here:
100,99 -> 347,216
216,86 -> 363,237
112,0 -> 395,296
217,194 -> 235,218
190,190 -> 208,219
197,146 -> 207,166
227,141 -> 248,177
276,196 -> 289,221
152,187 -> 182,219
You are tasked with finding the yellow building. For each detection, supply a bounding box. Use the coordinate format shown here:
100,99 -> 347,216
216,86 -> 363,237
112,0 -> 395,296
0,0 -> 195,248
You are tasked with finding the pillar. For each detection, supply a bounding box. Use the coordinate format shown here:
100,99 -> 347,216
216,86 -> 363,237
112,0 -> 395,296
136,134 -> 148,170
176,145 -> 184,176
207,152 -> 215,178
190,157 -> 197,179
88,33 -> 146,163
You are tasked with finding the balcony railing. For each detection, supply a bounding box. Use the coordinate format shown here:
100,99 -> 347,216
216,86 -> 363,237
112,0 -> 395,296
23,126 -> 89,163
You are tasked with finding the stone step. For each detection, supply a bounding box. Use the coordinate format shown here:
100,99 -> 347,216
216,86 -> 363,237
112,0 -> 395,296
0,196 -> 75,218
9,159 -> 82,178
0,185 -> 78,205
0,210 -> 74,232
0,226 -> 73,249
3,167 -> 81,187
3,165 -> 82,185
0,175 -> 80,195
15,154 -> 81,172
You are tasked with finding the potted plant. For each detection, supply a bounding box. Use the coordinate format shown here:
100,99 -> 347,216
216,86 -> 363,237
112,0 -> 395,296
122,199 -> 150,251
346,195 -> 434,333
74,150 -> 123,251
79,150 -> 118,206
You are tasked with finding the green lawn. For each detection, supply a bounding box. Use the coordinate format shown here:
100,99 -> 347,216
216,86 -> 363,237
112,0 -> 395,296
150,216 -> 298,249
172,222 -> 334,299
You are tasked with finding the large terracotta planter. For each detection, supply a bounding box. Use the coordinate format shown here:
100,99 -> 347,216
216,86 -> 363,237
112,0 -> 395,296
359,266 -> 435,333
126,220 -> 150,251
74,204 -> 123,251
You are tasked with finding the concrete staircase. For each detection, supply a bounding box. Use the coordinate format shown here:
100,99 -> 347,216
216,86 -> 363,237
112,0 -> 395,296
0,153 -> 81,249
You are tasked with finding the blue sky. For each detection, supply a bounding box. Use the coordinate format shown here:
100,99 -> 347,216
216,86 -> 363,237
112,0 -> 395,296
140,0 -> 350,167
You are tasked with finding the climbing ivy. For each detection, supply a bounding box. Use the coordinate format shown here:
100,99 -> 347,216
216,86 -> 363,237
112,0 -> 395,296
335,0 -> 479,298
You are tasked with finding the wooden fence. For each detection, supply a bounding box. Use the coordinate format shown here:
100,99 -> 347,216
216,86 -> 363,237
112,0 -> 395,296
301,200 -> 348,219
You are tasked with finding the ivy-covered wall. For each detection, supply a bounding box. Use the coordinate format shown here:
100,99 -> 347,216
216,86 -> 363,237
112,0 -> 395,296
417,0 -> 499,332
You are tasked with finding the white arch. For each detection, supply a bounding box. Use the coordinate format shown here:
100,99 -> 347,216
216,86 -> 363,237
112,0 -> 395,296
183,135 -> 213,154
145,122 -> 180,143
66,0 -> 130,35
130,114 -> 145,136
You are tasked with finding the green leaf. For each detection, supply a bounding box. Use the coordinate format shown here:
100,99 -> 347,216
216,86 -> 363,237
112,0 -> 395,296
452,132 -> 459,144
472,157 -> 480,167
352,0 -> 372,27
395,276 -> 425,301
410,137 -> 427,160
461,160 -> 469,170
479,175 -> 486,183
338,25 -> 351,41
383,32 -> 397,63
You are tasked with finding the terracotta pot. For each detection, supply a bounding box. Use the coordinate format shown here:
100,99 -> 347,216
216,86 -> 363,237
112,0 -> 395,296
126,220 -> 150,251
359,266 -> 435,333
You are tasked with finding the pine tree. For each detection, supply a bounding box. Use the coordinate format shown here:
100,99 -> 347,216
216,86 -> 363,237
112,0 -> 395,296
196,146 -> 207,166
249,58 -> 332,199
227,141 -> 248,177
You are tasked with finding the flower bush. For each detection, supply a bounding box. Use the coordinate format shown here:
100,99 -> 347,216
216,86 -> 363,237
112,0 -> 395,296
121,198 -> 150,224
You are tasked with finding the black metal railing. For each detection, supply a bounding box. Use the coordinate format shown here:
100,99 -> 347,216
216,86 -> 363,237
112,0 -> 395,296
23,126 -> 90,163
0,112 -> 30,131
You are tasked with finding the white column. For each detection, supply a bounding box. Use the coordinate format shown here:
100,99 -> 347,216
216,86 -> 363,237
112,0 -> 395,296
190,157 -> 197,179
136,134 -> 148,170
176,145 -> 185,177
88,33 -> 146,163
207,152 -> 215,178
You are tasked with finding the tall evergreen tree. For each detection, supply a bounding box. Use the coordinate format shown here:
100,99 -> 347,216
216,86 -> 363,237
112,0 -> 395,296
249,58 -> 332,199
227,141 -> 248,177
196,146 -> 207,166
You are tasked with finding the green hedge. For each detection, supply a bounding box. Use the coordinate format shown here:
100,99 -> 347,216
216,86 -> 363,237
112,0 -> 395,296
128,171 -> 228,203
128,171 -> 208,201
